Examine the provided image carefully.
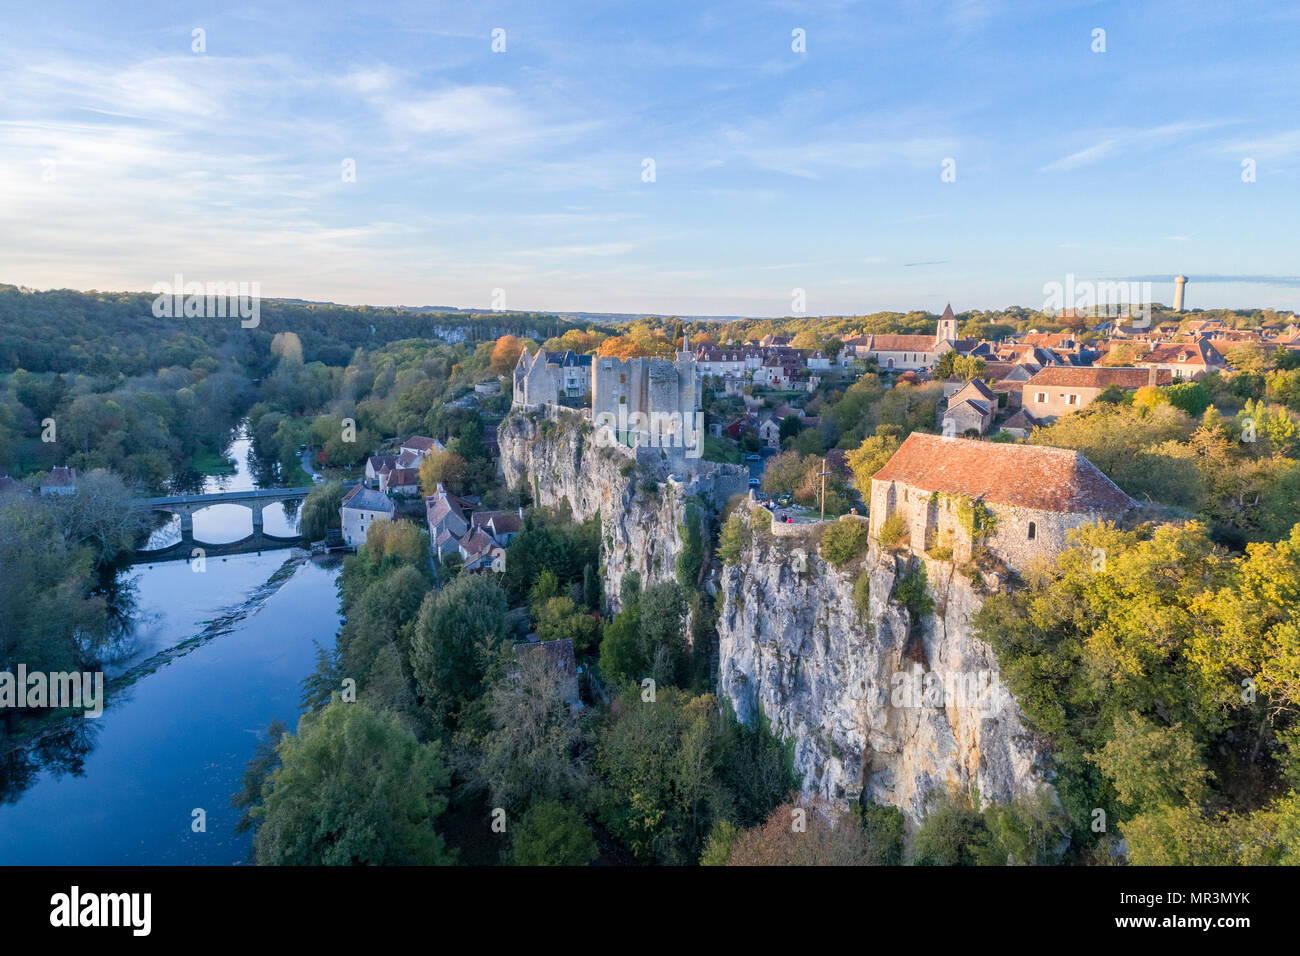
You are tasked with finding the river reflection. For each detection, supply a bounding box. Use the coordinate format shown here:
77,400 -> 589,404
0,422 -> 338,864
0,553 -> 342,864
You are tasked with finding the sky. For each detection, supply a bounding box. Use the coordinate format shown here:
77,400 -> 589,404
1,0 -> 1297,317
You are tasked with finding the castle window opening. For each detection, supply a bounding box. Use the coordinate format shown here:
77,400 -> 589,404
1027,521 -> 1036,540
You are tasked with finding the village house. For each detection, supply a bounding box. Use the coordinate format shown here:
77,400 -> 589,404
997,408 -> 1040,440
805,349 -> 833,371
757,416 -> 782,448
40,466 -> 77,496
942,378 -> 998,437
1134,340 -> 1227,380
694,346 -> 750,379
470,508 -> 523,546
458,525 -> 505,572
870,434 -> 1135,569
426,486 -> 474,561
364,454 -> 397,487
513,348 -> 593,407
513,638 -> 581,711
400,436 -> 442,459
756,355 -> 799,389
340,485 -> 396,548
1022,366 -> 1172,422
366,435 -> 443,489
379,465 -> 421,496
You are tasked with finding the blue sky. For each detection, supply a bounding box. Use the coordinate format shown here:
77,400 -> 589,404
2,0 -> 1297,316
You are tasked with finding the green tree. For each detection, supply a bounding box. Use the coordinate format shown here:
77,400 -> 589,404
512,801 -> 598,866
253,702 -> 455,865
410,574 -> 511,734
300,480 -> 346,540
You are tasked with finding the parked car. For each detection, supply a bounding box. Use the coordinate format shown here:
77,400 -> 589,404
747,478 -> 760,487
745,453 -> 762,462
777,492 -> 793,507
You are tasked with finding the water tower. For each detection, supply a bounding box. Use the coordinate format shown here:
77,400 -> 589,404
1173,275 -> 1188,312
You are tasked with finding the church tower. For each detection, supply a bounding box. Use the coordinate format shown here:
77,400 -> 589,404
936,303 -> 958,343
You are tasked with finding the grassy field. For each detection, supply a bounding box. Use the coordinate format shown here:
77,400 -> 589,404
702,434 -> 742,464
189,448 -> 236,475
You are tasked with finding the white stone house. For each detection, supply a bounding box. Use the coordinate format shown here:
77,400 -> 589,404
340,485 -> 396,548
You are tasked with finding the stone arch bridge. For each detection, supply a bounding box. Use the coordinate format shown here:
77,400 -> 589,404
133,487 -> 314,560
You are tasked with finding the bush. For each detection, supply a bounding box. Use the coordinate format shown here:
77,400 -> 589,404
877,512 -> 907,548
895,563 -> 933,620
820,519 -> 871,567
717,512 -> 751,565
852,571 -> 871,620
512,801 -> 598,866
857,802 -> 906,866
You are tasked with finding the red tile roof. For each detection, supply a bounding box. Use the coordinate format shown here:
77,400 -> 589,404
1026,366 -> 1172,389
865,334 -> 935,352
43,466 -> 77,487
872,433 -> 1134,513
1138,341 -> 1225,367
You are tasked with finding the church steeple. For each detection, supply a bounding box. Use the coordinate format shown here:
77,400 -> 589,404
936,303 -> 958,343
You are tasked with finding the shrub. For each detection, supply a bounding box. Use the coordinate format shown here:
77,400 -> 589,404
877,512 -> 907,548
717,512 -> 751,565
820,519 -> 871,567
895,563 -> 933,621
852,570 -> 871,620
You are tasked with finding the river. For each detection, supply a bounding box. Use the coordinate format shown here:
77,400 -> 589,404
0,425 -> 341,865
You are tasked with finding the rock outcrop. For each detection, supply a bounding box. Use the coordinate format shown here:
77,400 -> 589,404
716,507 -> 1047,825
498,407 -> 745,609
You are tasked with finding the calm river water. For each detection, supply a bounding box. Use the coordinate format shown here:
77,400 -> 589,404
0,427 -> 341,865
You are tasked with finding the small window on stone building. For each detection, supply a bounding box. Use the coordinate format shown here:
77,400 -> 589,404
1027,521 -> 1036,540
620,373 -> 626,383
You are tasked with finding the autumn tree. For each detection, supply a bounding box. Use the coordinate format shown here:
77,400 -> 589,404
490,335 -> 525,376
419,448 -> 468,495
725,800 -> 886,865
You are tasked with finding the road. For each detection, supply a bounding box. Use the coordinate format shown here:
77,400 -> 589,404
300,447 -> 321,482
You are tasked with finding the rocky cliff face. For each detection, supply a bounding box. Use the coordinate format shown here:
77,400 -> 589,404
716,508 -> 1047,824
497,408 -> 745,610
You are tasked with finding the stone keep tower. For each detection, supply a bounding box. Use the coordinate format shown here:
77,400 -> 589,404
592,355 -> 701,445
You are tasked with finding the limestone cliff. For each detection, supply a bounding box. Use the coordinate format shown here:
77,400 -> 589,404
716,507 -> 1048,825
497,407 -> 746,610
